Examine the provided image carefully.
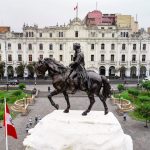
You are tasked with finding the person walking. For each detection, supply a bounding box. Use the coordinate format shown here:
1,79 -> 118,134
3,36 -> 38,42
123,112 -> 127,121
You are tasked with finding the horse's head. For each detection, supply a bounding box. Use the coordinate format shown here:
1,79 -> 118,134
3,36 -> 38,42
44,58 -> 67,75
35,58 -> 48,77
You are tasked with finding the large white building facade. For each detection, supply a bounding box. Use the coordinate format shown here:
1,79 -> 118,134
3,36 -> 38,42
0,15 -> 150,78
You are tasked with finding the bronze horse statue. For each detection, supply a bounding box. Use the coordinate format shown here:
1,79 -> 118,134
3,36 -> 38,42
36,58 -> 111,116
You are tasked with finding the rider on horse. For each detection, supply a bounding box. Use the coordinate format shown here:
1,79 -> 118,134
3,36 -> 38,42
68,43 -> 90,92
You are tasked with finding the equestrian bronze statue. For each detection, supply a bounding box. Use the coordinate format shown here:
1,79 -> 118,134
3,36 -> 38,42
36,43 -> 111,116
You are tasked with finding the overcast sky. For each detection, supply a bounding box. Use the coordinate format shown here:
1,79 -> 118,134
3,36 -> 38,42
0,0 -> 149,31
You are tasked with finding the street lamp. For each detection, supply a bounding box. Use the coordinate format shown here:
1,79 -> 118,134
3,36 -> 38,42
5,37 -> 9,91
34,73 -> 37,87
137,36 -> 143,86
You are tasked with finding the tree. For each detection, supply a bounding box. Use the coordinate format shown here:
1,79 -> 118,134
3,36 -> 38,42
117,84 -> 125,92
26,63 -> 35,78
0,62 -> 5,78
141,81 -> 150,91
15,63 -> 25,77
136,103 -> 150,128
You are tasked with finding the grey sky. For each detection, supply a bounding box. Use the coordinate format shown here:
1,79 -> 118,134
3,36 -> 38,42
0,0 -> 149,31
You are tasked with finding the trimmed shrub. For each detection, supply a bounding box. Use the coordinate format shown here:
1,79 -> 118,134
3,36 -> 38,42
141,81 -> 150,91
18,83 -> 26,90
117,84 -> 125,92
12,90 -> 22,97
138,96 -> 150,103
140,91 -> 150,97
128,88 -> 139,97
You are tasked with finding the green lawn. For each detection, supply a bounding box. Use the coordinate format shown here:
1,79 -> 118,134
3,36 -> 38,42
0,90 -> 29,120
114,89 -> 150,120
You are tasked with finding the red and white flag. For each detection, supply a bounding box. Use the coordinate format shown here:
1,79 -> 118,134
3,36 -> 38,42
3,101 -> 17,139
74,4 -> 78,10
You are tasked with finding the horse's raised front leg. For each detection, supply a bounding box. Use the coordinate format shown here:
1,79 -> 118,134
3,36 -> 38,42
48,90 -> 60,110
63,91 -> 70,113
82,94 -> 95,116
98,94 -> 108,115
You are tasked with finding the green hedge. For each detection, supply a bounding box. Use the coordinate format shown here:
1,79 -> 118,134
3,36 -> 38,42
138,96 -> 150,102
128,88 -> 139,97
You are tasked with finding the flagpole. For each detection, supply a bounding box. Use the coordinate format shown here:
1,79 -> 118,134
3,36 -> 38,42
76,3 -> 78,18
4,98 -> 8,150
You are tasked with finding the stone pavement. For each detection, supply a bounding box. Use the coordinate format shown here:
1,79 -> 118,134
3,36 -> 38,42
0,92 -> 149,150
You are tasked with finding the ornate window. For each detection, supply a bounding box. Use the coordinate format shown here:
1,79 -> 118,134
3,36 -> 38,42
49,33 -> 52,37
75,31 -> 78,37
59,32 -> 63,37
60,44 -> 63,50
39,33 -> 42,37
18,43 -> 21,50
91,55 -> 94,61
29,55 -> 32,62
111,44 -> 115,50
133,44 -> 136,50
39,44 -> 43,50
111,55 -> 114,62
18,55 -> 22,61
142,55 -> 146,62
8,43 -> 11,50
122,55 -> 125,62
101,55 -> 104,62
49,44 -> 53,50
101,44 -> 105,50
132,55 -> 136,62
143,44 -> 146,50
28,44 -> 32,50
91,44 -> 94,50
59,55 -> 63,61
8,54 -> 12,61
122,44 -> 126,50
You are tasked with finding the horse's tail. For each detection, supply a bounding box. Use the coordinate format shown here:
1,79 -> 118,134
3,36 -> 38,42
101,76 -> 111,99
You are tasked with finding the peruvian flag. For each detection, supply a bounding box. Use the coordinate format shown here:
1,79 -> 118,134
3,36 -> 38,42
74,4 -> 78,10
3,102 -> 17,139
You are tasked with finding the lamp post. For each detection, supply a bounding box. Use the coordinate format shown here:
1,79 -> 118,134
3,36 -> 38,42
34,73 -> 37,87
5,37 -> 9,91
137,36 -> 143,86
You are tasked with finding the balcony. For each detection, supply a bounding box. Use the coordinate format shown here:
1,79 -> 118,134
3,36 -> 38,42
130,61 -> 137,65
17,61 -> 23,65
7,61 -> 13,65
109,61 -> 117,65
140,61 -> 147,65
98,60 -> 106,65
119,61 -> 128,65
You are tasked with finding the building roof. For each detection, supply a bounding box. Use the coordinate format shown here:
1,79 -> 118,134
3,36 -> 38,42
0,26 -> 10,33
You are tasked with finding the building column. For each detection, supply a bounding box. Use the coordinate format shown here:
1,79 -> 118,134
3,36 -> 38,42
126,68 -> 130,77
105,66 -> 109,77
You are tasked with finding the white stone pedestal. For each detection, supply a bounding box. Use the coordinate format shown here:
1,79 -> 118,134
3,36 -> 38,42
23,110 -> 133,150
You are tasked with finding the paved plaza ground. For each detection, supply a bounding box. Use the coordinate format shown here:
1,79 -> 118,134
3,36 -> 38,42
0,85 -> 149,150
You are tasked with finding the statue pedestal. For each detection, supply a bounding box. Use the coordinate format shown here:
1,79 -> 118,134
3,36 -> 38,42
23,110 -> 133,150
